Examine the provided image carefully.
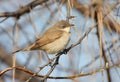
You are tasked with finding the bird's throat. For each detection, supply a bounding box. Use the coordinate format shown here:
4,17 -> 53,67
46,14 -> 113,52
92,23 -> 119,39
62,27 -> 70,33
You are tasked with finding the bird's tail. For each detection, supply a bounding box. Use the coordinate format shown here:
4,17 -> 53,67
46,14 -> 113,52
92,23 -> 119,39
12,42 -> 37,54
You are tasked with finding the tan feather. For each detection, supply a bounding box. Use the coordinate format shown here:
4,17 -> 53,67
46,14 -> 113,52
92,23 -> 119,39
30,30 -> 63,50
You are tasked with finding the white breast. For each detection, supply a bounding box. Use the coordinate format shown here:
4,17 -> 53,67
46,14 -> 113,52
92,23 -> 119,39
42,32 -> 70,54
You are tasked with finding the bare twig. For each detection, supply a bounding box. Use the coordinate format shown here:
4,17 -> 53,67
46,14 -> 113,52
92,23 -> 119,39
72,0 -> 120,33
41,54 -> 61,82
95,2 -> 111,82
64,24 -> 97,53
0,0 -> 49,18
0,63 -> 120,79
12,18 -> 19,82
0,17 -> 8,23
25,54 -> 61,82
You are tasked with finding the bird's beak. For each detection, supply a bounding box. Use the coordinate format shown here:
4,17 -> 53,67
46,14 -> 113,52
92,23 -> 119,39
70,24 -> 74,27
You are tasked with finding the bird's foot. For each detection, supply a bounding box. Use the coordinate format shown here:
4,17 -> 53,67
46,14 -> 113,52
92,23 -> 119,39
63,45 -> 73,54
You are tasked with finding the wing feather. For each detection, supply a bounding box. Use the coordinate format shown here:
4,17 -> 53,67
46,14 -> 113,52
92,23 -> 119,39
30,30 -> 63,50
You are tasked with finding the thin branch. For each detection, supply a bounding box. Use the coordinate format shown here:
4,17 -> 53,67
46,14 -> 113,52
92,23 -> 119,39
0,0 -> 49,18
25,53 -> 61,82
63,24 -> 97,53
12,18 -> 19,82
0,17 -> 8,23
0,63 -> 119,79
41,54 -> 61,82
72,0 -> 120,33
95,3 -> 111,82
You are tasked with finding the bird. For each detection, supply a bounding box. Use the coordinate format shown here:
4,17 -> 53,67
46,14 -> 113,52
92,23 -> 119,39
12,20 -> 73,54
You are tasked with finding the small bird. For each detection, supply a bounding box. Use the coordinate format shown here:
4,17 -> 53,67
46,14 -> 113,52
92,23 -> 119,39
13,20 -> 73,54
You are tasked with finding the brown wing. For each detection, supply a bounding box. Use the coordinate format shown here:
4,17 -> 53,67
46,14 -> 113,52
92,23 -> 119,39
30,30 -> 63,50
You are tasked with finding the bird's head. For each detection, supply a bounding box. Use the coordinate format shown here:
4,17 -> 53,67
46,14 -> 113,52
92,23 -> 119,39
55,20 -> 74,32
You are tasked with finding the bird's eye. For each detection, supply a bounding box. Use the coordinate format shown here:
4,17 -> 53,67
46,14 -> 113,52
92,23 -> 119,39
61,25 -> 66,28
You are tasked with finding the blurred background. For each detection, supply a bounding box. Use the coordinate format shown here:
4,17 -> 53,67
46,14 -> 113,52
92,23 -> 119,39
0,0 -> 120,82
